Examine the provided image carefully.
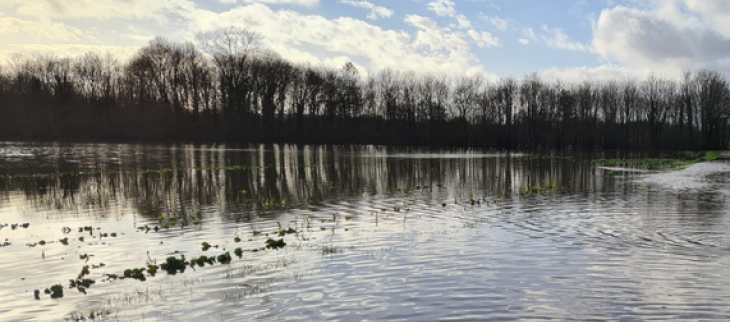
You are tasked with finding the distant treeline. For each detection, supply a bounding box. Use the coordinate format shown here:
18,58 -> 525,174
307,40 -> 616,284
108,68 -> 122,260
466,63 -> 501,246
0,27 -> 729,149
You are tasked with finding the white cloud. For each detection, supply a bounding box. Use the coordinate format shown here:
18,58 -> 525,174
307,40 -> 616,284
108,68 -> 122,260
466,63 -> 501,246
339,0 -> 393,20
541,25 -> 590,52
523,28 -> 537,41
239,0 -> 319,6
405,15 -> 470,52
0,17 -> 82,42
1,0 -> 181,20
0,44 -> 141,63
426,0 -> 471,29
592,5 -> 730,75
518,39 -> 529,45
121,34 -> 154,42
455,14 -> 472,29
539,64 -> 646,83
468,29 -> 500,48
427,0 -> 456,17
182,4 -> 489,76
681,0 -> 730,37
479,14 -> 509,31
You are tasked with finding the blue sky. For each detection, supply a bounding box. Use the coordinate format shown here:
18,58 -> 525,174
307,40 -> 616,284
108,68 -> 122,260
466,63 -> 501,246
2,0 -> 730,81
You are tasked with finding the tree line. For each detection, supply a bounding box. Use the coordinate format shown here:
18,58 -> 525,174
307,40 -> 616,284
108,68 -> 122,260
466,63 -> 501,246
1,27 -> 728,150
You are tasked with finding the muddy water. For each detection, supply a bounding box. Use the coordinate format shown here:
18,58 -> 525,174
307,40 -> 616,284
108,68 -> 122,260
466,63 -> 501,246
1,142 -> 729,321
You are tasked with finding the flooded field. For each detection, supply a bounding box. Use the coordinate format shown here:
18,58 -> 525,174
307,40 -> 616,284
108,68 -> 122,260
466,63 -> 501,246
1,142 -> 730,321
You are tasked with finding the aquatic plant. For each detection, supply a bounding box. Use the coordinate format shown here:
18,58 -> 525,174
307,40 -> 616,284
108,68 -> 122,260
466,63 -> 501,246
234,248 -> 244,258
69,278 -> 95,292
278,227 -> 296,236
123,268 -> 147,281
45,284 -> 63,299
65,310 -> 112,321
202,242 -> 211,251
217,252 -> 232,264
138,225 -> 151,233
160,256 -> 188,274
194,256 -> 215,267
265,238 -> 286,249
321,245 -> 338,254
147,264 -> 159,276
78,265 -> 90,279
234,237 -> 242,243
594,152 -> 721,171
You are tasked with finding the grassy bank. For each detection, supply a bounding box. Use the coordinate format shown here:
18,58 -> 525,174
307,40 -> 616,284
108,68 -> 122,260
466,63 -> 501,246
594,151 -> 723,171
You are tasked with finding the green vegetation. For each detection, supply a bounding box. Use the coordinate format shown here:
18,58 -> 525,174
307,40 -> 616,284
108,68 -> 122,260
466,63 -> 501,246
160,256 -> 188,274
78,265 -> 90,279
217,252 -> 232,264
265,238 -> 286,250
69,278 -> 95,292
194,256 -> 215,267
278,227 -> 296,236
321,246 -> 338,255
45,285 -> 63,299
123,268 -> 147,281
147,265 -> 159,276
594,151 -> 722,171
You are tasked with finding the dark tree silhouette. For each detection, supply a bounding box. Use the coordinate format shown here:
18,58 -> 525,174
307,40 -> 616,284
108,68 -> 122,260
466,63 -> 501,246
0,27 -> 729,150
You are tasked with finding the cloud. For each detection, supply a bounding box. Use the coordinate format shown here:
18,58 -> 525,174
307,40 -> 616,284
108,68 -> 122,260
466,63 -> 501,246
523,28 -> 537,41
479,14 -> 509,31
681,0 -> 730,37
592,5 -> 730,75
183,4 -> 490,76
121,34 -> 154,42
239,0 -> 319,6
426,0 -> 471,28
339,0 -> 393,20
539,64 -> 646,83
404,15 -> 470,52
1,0 -> 180,20
541,25 -> 590,52
518,39 -> 529,45
427,0 -> 456,17
468,29 -> 500,48
0,44 -> 141,63
0,17 -> 82,42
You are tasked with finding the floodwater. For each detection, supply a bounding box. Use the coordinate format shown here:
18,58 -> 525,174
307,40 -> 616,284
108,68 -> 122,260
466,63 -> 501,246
1,142 -> 729,321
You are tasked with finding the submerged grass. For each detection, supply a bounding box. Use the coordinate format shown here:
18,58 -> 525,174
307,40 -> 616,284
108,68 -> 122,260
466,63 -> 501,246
595,151 -> 722,171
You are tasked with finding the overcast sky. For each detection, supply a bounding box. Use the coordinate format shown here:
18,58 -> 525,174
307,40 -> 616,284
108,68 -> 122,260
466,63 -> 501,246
2,0 -> 730,81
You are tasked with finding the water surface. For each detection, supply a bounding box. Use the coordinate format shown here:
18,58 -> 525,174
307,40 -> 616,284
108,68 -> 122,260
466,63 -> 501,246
1,142 -> 729,321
